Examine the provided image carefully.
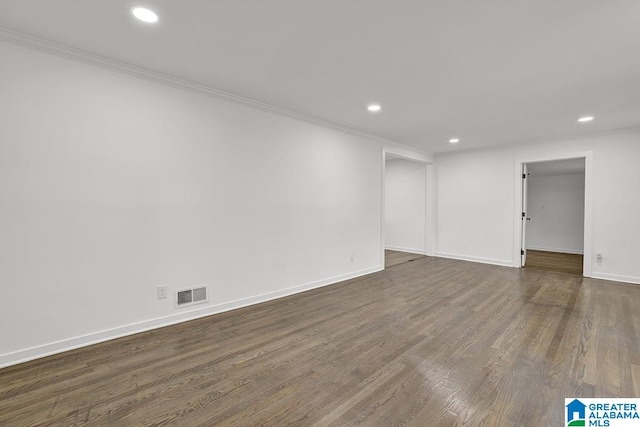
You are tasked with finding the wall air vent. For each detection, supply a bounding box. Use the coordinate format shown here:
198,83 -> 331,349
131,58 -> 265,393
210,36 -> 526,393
175,285 -> 208,308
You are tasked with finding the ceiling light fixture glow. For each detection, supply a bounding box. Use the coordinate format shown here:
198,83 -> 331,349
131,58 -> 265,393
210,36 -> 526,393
449,138 -> 460,144
577,116 -> 594,123
131,7 -> 159,23
367,104 -> 381,112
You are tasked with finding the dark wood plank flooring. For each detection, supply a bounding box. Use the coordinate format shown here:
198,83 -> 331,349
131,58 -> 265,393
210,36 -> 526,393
1,257 -> 638,426
385,249 -> 426,268
525,249 -> 584,275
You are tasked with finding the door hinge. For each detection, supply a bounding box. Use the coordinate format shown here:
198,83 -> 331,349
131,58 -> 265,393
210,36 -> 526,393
521,249 -> 525,255
522,173 -> 526,179
522,212 -> 526,218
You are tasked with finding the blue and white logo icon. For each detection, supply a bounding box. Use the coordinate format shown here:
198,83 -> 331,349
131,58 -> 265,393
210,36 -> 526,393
566,399 -> 586,426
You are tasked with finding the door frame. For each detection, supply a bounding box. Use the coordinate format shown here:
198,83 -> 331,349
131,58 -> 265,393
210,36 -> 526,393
381,148 -> 435,269
513,151 -> 593,276
521,163 -> 528,267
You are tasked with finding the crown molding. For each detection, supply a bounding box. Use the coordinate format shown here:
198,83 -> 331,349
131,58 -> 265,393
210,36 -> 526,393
0,26 -> 428,155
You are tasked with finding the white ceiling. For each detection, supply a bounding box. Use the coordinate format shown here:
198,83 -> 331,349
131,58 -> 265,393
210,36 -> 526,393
1,0 -> 639,153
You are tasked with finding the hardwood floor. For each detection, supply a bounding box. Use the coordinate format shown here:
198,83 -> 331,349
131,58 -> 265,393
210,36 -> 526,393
385,249 -> 426,268
525,249 -> 584,275
1,257 -> 639,426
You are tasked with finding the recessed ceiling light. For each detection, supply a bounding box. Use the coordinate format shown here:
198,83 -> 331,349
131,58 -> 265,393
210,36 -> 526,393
449,138 -> 460,144
131,7 -> 159,23
367,104 -> 381,112
577,116 -> 594,123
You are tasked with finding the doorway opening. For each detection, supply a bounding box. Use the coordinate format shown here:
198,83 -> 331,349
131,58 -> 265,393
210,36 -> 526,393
519,157 -> 587,275
382,152 -> 433,269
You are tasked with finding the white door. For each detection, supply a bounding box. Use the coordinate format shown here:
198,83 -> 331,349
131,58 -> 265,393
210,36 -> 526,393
521,163 -> 529,266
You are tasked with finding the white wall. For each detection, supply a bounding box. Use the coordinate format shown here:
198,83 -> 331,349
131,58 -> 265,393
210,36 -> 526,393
0,41 -> 435,367
384,159 -> 426,254
526,173 -> 585,254
436,129 -> 640,283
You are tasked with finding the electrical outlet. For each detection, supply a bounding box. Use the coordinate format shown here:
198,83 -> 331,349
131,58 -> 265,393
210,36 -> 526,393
596,253 -> 603,263
157,285 -> 168,299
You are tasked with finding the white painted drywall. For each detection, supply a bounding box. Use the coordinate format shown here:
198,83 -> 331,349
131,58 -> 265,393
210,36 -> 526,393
384,159 -> 426,254
436,129 -> 640,283
0,41 -> 433,366
526,173 -> 585,254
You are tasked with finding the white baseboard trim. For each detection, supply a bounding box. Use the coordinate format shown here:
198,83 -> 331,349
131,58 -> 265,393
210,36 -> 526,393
526,246 -> 584,255
434,252 -> 516,268
384,246 -> 427,255
0,265 -> 382,369
590,272 -> 640,285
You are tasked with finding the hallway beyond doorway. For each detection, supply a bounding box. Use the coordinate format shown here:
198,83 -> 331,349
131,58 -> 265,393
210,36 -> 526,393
385,250 -> 426,268
525,250 -> 583,275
